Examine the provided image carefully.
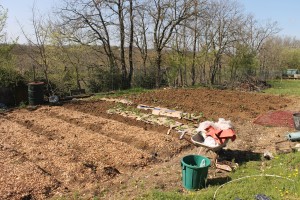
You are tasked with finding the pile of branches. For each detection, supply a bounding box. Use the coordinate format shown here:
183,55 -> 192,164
233,76 -> 271,92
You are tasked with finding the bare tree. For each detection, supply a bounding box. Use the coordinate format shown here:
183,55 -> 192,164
21,6 -> 53,94
54,37 -> 84,90
0,5 -> 15,65
127,0 -> 134,88
47,0 -> 283,90
190,1 -> 199,86
58,0 -> 135,90
258,38 -> 283,80
187,0 -> 207,86
198,0 -> 244,85
237,15 -> 280,80
0,5 -> 7,41
134,3 -> 149,76
239,14 -> 280,52
146,0 -> 194,87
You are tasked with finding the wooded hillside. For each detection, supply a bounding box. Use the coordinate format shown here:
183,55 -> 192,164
2,0 -> 300,95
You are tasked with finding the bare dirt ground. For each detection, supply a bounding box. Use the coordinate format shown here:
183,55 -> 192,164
0,88 -> 298,199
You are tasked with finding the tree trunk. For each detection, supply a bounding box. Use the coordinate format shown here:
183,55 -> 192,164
75,66 -> 81,89
210,57 -> 219,85
118,0 -> 128,89
191,30 -> 197,86
127,0 -> 134,89
155,50 -> 162,87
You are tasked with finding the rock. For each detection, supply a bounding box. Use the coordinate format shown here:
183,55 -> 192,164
263,151 -> 274,160
292,143 -> 300,152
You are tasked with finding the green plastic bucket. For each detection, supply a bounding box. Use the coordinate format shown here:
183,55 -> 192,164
181,155 -> 211,190
28,82 -> 44,105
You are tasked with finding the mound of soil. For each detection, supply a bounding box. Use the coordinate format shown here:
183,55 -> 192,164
129,88 -> 291,121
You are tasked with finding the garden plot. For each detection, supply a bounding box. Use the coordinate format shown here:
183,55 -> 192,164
0,106 -> 188,199
0,88 -> 297,199
0,142 -> 59,199
41,106 -> 186,158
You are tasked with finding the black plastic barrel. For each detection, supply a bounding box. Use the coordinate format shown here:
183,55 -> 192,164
28,82 -> 44,105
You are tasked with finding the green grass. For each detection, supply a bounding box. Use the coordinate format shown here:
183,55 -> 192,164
140,152 -> 300,200
264,79 -> 300,96
92,87 -> 149,98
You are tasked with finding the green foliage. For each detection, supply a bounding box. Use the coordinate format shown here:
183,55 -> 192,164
88,67 -> 122,93
140,190 -> 193,200
229,45 -> 258,81
0,43 -> 21,88
133,67 -> 157,89
0,7 -> 8,43
265,79 -> 300,96
61,68 -> 75,92
0,66 -> 25,88
111,87 -> 149,96
281,48 -> 300,69
165,53 -> 185,86
18,101 -> 27,108
194,46 -> 215,84
93,87 -> 149,98
0,44 -> 14,63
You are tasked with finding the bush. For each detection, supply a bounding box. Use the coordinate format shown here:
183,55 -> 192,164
133,68 -> 157,89
0,66 -> 25,88
0,66 -> 28,106
88,68 -> 122,93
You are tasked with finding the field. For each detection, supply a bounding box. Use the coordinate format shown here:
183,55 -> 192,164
1,87 -> 299,199
265,79 -> 300,96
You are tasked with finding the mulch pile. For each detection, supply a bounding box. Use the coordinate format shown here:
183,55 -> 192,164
253,111 -> 295,128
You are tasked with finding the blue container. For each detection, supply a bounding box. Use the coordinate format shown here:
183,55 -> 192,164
287,132 -> 300,141
181,155 -> 211,190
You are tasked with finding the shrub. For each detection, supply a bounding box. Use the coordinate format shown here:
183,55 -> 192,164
88,68 -> 122,93
0,66 -> 25,88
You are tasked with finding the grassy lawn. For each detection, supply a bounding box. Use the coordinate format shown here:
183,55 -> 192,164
140,152 -> 300,200
264,79 -> 300,96
91,87 -> 149,98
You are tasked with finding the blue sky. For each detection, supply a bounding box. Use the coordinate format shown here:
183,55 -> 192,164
2,0 -> 300,43
240,0 -> 300,39
2,0 -> 59,43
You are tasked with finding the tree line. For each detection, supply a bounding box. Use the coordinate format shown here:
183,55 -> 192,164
2,0 -> 300,95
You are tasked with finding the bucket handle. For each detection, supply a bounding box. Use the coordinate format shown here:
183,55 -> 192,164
181,162 -> 186,170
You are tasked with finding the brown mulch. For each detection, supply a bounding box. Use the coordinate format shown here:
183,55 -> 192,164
253,110 -> 295,128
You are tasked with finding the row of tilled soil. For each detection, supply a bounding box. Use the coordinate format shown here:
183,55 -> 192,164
42,106 -> 185,158
0,143 -> 59,199
1,105 -> 188,199
1,110 -> 149,198
63,101 -> 170,133
7,109 -> 152,168
0,118 -> 73,198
